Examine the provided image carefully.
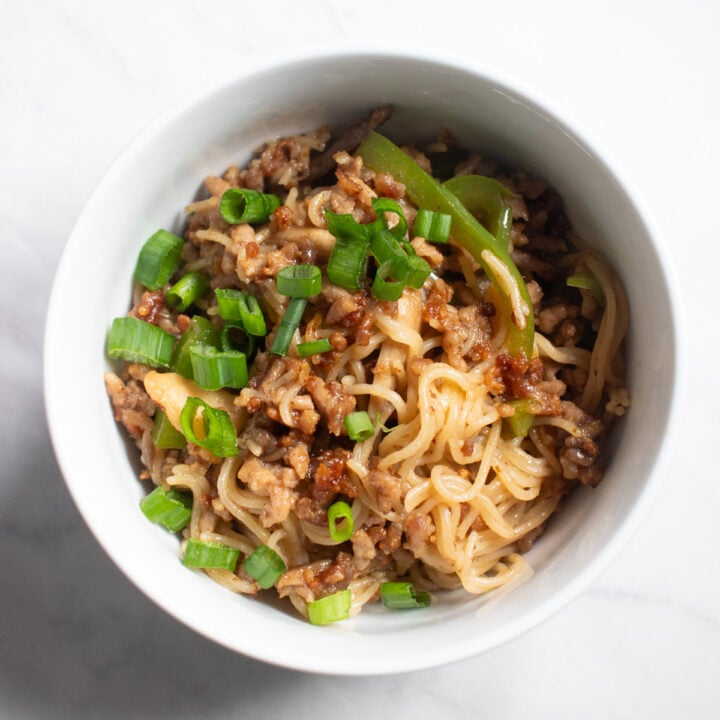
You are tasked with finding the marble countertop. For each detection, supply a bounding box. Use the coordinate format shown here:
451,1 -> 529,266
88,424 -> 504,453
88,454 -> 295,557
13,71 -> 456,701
2,1 -> 718,717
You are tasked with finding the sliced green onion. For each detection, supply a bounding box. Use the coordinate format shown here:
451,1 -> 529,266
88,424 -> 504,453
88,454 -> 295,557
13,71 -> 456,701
171,316 -> 220,379
166,272 -> 209,312
219,188 -> 281,225
325,211 -> 371,290
395,254 -> 432,289
214,289 -> 267,337
182,539 -> 239,571
133,229 -> 184,290
371,197 -> 408,239
242,545 -> 287,589
567,272 -> 605,306
151,409 -> 187,449
371,261 -> 404,301
343,410 -> 375,441
380,582 -> 431,609
370,229 -> 407,266
327,501 -> 354,543
276,264 -> 322,298
220,323 -> 257,360
307,589 -> 352,625
503,399 -> 535,438
413,208 -> 452,244
270,297 -> 307,356
189,344 -> 248,390
325,211 -> 370,244
107,316 -> 175,368
179,397 -> 238,457
140,486 -> 192,532
296,338 -> 333,357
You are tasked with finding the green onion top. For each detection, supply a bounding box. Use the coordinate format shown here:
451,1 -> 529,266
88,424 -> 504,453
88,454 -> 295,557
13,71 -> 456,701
276,264 -> 322,298
189,344 -> 248,391
307,589 -> 352,625
179,396 -> 238,457
325,211 -> 371,290
413,208 -> 452,244
133,229 -> 184,290
371,261 -> 405,302
166,272 -> 209,313
140,486 -> 192,533
242,545 -> 287,589
343,411 -> 375,441
219,188 -> 281,225
371,197 -> 408,239
370,229 -> 407,266
107,316 -> 175,368
296,338 -> 333,357
269,297 -> 307,356
182,539 -> 239,571
327,501 -> 354,543
214,289 -> 267,337
171,315 -> 220,379
220,323 -> 257,360
380,581 -> 431,609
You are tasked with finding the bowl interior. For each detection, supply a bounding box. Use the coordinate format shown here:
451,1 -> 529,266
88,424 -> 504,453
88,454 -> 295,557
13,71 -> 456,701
45,51 -> 679,674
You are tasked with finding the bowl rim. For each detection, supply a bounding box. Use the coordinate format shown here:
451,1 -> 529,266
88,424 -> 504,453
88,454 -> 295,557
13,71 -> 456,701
44,44 -> 685,674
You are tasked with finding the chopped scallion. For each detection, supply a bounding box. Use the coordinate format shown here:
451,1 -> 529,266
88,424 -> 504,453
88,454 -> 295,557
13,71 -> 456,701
413,208 -> 452,244
166,271 -> 209,312
107,316 -> 175,368
327,501 -> 354,543
371,197 -> 408,239
370,229 -> 407,266
171,316 -> 220,379
133,229 -> 184,290
220,323 -> 257,360
269,297 -> 307,356
307,589 -> 352,625
380,582 -> 431,609
371,261 -> 404,301
325,211 -> 371,290
182,539 -> 239,571
189,343 -> 248,391
242,545 -> 287,589
343,411 -> 375,441
219,188 -> 281,225
395,254 -> 432,289
296,338 -> 333,357
214,289 -> 267,337
179,397 -> 238,457
151,409 -> 187,449
140,486 -> 192,532
276,264 -> 322,298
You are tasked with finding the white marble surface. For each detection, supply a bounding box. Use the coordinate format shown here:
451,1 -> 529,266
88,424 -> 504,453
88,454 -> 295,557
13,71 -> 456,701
2,0 -> 718,717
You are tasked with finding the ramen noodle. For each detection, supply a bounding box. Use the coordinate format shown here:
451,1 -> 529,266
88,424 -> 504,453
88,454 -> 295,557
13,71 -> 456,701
105,111 -> 629,623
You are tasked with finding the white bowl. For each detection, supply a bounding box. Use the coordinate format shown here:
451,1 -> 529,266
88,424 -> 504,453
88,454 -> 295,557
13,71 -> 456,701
45,49 -> 682,675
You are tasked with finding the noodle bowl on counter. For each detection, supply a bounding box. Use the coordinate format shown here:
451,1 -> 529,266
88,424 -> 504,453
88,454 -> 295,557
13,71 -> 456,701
104,109 -> 629,625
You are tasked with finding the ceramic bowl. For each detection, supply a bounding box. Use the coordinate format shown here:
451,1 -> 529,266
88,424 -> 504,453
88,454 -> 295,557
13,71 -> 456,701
45,49 -> 682,674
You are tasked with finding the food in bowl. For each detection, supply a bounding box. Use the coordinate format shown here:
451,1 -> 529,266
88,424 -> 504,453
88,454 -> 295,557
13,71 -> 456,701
104,108 -> 630,625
